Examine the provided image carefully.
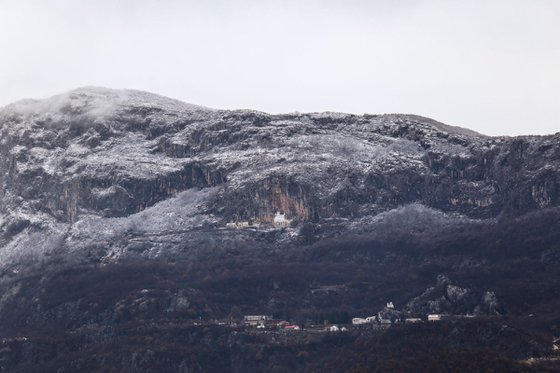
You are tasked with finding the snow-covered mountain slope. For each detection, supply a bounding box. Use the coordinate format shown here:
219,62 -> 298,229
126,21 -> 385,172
0,87 -> 559,274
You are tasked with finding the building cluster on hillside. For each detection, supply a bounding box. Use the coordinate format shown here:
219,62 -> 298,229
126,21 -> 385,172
243,315 -> 273,327
326,325 -> 348,332
237,301 -> 482,334
226,221 -> 251,229
226,211 -> 292,229
351,301 -> 478,327
243,315 -> 300,330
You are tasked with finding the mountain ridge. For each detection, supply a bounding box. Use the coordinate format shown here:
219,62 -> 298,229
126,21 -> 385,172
1,87 -> 559,273
0,87 -> 559,371
0,87 -> 513,136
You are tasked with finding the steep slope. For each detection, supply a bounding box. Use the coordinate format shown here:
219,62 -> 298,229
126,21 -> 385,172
1,87 -> 559,274
0,87 -> 559,371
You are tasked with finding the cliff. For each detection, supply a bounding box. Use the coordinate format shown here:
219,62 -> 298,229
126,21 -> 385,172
1,88 -> 558,270
0,87 -> 559,371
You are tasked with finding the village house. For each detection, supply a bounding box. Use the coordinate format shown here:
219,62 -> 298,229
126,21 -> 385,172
352,316 -> 377,325
428,314 -> 442,321
284,324 -> 300,331
405,318 -> 422,324
243,315 -> 273,326
352,318 -> 368,325
328,325 -> 340,332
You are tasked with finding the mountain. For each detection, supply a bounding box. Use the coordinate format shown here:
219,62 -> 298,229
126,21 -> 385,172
0,87 -> 559,372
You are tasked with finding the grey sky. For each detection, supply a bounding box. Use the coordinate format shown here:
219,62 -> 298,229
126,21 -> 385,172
1,0 -> 558,136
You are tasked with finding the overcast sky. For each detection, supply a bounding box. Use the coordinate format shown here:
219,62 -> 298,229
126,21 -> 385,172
1,0 -> 559,136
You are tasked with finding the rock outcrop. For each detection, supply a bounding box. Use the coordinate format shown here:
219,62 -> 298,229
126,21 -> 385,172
0,86 -> 559,271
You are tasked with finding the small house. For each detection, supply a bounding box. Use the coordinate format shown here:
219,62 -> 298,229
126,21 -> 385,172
226,221 -> 250,229
244,315 -> 272,326
405,318 -> 422,324
273,211 -> 291,228
352,318 -> 368,325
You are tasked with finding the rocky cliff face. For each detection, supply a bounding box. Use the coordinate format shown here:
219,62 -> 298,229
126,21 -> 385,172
1,87 -> 560,372
0,87 -> 559,273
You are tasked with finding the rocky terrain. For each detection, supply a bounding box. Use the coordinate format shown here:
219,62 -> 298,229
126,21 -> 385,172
0,87 -> 559,371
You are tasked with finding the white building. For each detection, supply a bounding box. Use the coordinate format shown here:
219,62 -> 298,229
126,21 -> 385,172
226,221 -> 250,229
273,211 -> 291,228
386,301 -> 394,309
352,318 -> 368,325
428,314 -> 442,322
244,315 -> 273,326
405,318 -> 422,324
328,325 -> 340,332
